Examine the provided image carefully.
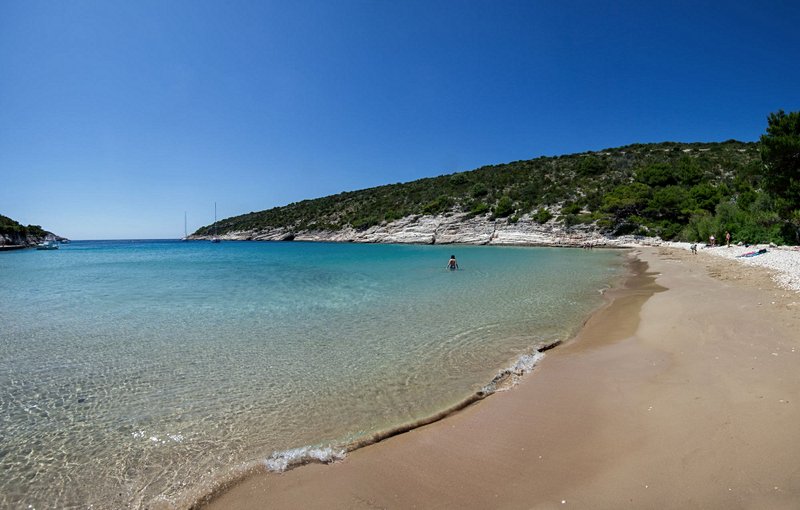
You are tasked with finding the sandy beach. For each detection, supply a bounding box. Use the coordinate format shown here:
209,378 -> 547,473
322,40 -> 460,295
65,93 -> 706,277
199,246 -> 800,510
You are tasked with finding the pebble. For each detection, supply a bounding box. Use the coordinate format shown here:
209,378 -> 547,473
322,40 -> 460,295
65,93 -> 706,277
663,242 -> 800,293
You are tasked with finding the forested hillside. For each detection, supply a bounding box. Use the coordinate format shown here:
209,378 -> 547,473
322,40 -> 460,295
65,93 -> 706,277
197,111 -> 800,245
0,215 -> 52,246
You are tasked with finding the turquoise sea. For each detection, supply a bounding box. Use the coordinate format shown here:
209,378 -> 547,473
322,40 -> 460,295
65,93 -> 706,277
0,240 -> 624,508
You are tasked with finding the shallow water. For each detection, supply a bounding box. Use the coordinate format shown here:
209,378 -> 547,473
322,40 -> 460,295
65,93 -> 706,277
0,240 -> 623,508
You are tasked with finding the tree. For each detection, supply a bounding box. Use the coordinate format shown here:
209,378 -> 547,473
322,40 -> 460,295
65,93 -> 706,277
601,183 -> 651,218
689,182 -> 723,212
492,195 -> 514,218
577,155 -> 607,176
760,110 -> 800,241
646,185 -> 692,222
676,157 -> 704,185
636,163 -> 677,187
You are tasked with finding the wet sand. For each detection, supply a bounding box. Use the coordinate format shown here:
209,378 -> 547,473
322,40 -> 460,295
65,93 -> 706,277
200,247 -> 800,509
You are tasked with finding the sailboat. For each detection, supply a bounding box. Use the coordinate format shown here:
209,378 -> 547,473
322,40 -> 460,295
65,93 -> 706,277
181,211 -> 189,241
211,202 -> 221,243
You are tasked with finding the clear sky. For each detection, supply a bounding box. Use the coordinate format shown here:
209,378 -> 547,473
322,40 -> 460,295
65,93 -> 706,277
2,1 -> 799,240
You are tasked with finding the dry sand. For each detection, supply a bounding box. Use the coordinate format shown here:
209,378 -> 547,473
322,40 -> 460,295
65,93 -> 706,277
200,247 -> 800,509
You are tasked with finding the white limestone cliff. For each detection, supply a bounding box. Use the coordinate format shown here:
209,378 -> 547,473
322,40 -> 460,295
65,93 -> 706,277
198,212 -> 654,248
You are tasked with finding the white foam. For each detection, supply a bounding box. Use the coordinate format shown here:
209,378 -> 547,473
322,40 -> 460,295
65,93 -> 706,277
264,446 -> 346,472
511,351 -> 545,375
481,351 -> 546,394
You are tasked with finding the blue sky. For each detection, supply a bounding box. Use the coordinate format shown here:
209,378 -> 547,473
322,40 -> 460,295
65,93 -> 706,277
2,1 -> 798,239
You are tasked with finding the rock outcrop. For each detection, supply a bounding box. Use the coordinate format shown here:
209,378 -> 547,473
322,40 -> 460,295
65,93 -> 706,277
0,231 -> 66,248
192,212 -> 655,248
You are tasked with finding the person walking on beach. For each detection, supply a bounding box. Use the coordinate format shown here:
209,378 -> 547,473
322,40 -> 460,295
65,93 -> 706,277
447,255 -> 459,271
709,234 -> 716,247
690,243 -> 697,255
726,231 -> 731,247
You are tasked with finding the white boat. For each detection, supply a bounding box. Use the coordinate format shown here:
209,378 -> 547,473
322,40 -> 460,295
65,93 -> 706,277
36,240 -> 59,250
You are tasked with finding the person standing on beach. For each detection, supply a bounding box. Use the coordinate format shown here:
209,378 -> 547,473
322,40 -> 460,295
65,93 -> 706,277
709,234 -> 716,247
726,231 -> 731,247
447,255 -> 459,271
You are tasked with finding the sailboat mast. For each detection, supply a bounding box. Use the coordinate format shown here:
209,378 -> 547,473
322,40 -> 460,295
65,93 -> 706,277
211,202 -> 221,242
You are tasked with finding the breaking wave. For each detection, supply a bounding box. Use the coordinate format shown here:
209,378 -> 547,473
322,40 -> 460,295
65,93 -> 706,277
264,446 -> 347,472
262,339 -> 560,473
184,338 -> 563,508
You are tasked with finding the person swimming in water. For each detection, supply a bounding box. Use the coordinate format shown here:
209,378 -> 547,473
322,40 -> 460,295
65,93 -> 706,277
447,255 -> 459,271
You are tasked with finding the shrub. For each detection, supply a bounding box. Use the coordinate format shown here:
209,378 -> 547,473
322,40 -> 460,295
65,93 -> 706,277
471,183 -> 488,198
470,202 -> 490,216
577,156 -> 607,176
561,202 -> 583,215
534,208 -> 552,224
492,195 -> 514,218
422,196 -> 454,215
636,163 -> 677,187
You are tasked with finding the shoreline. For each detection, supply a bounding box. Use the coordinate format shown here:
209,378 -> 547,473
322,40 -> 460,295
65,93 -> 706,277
197,246 -> 800,509
182,311 -> 607,507
172,250 -> 641,509
191,252 -> 647,509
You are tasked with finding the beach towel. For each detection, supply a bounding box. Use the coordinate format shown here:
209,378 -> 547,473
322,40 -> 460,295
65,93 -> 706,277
738,248 -> 768,258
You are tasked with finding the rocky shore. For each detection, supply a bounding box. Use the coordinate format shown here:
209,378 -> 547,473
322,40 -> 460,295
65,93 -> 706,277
191,210 -> 800,294
0,231 -> 67,249
190,212 -> 652,248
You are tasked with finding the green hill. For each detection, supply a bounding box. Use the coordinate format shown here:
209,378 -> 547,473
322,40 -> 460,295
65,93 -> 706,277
198,139 -> 794,244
